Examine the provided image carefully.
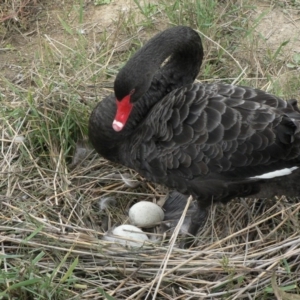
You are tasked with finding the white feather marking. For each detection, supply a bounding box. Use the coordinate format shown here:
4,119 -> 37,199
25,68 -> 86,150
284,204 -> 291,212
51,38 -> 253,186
250,166 -> 298,179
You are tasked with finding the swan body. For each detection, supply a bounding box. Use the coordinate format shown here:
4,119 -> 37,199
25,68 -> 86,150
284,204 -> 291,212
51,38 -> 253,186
89,26 -> 300,246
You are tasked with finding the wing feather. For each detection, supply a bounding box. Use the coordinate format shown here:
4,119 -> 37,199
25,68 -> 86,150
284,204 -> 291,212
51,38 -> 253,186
121,83 -> 300,195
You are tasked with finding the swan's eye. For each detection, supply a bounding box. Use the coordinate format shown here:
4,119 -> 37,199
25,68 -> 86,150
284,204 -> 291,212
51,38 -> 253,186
129,89 -> 135,96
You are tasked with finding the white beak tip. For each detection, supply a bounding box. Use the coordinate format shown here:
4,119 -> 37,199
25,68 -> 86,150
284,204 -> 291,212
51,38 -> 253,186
112,120 -> 124,132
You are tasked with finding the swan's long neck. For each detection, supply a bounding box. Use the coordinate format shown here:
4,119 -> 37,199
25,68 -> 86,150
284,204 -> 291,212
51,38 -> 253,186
89,26 -> 203,162
117,26 -> 204,130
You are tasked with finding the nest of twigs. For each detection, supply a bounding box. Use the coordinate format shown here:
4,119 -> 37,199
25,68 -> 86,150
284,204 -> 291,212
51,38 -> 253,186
1,138 -> 300,299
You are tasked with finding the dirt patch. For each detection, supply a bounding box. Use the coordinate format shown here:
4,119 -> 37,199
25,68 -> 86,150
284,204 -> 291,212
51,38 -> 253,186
91,0 -> 135,29
0,1 -> 64,81
0,0 -> 144,83
255,3 -> 300,52
2,1 -> 300,81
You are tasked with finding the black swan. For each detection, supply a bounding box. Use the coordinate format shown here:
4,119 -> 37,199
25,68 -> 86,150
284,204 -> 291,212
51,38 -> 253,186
89,26 -> 300,246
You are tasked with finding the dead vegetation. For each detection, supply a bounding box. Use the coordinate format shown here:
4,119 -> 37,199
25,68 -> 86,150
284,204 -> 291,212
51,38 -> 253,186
1,0 -> 300,299
0,0 -> 41,35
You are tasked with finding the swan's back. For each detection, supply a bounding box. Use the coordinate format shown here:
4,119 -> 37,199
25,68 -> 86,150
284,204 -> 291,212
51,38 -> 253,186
120,83 -> 300,204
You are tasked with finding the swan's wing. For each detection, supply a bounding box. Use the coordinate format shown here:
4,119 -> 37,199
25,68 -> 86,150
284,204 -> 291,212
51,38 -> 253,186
123,83 -> 300,192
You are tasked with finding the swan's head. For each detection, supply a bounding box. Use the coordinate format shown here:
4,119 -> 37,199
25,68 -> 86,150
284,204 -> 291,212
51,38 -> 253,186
112,69 -> 152,132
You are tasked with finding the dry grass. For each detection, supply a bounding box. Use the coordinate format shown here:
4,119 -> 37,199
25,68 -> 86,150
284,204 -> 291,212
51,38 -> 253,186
1,0 -> 300,299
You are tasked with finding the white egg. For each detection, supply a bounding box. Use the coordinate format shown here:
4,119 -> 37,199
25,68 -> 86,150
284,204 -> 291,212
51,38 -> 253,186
103,224 -> 149,247
129,201 -> 164,228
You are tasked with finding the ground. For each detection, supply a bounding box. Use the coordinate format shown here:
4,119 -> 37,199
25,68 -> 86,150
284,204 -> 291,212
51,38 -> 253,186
1,0 -> 300,299
2,1 -> 300,75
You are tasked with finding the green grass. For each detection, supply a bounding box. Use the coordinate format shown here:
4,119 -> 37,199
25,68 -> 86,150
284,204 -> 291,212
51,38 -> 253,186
1,0 -> 300,299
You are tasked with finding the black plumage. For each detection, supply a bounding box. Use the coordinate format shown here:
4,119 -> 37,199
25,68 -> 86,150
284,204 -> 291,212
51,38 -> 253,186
89,26 -> 300,246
